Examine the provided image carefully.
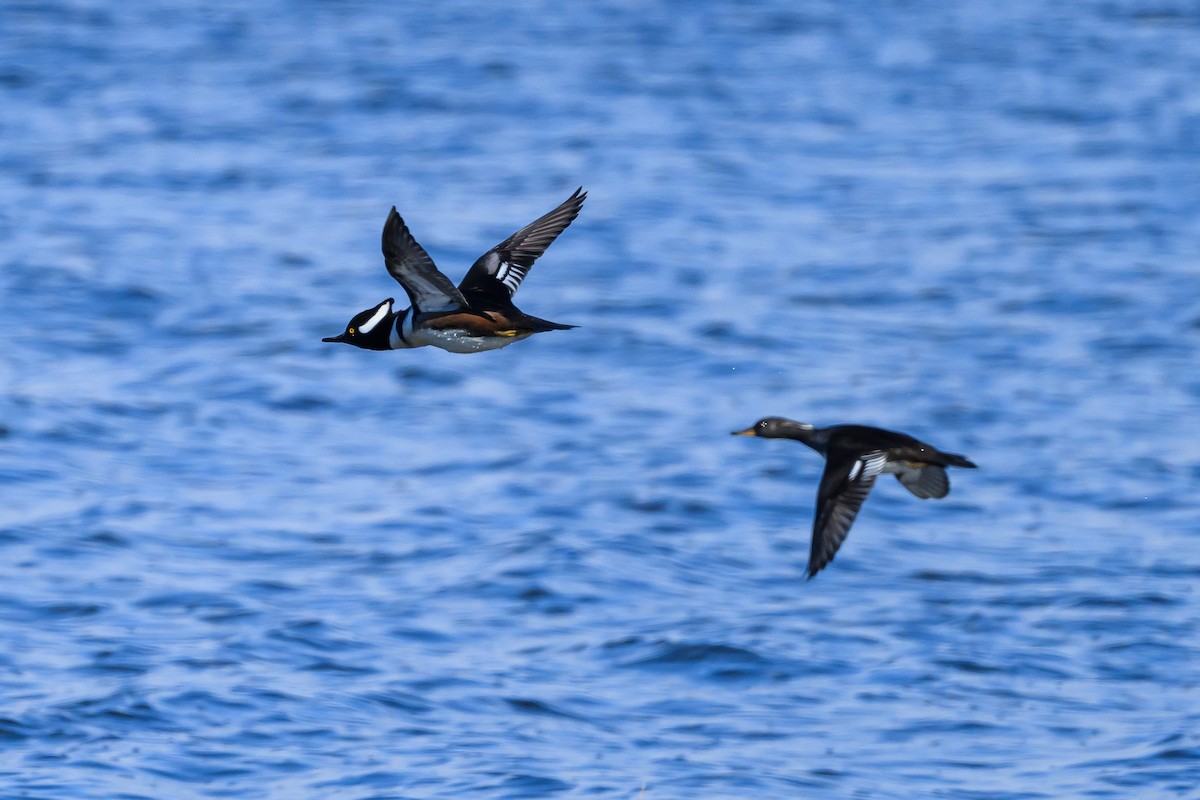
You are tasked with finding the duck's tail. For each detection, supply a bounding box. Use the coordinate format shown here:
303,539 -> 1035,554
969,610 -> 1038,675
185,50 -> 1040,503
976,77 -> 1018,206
515,313 -> 577,332
941,452 -> 977,469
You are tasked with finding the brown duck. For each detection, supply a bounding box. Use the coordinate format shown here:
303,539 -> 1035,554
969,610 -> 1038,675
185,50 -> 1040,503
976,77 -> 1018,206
734,418 -> 977,579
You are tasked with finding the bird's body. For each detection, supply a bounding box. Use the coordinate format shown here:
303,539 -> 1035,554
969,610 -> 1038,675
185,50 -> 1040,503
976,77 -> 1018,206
387,306 -> 566,353
733,417 -> 976,579
325,188 -> 585,353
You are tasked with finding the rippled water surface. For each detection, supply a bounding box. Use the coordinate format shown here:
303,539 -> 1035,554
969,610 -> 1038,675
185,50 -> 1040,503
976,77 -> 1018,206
3,1 -> 1200,797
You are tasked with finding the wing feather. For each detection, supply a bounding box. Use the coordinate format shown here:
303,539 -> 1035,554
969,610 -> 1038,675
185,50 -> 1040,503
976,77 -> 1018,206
458,188 -> 585,308
808,451 -> 885,579
895,463 -> 950,499
381,207 -> 470,314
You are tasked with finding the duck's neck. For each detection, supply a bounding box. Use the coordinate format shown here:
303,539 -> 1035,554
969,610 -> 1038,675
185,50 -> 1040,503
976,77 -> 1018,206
780,423 -> 829,455
389,308 -> 417,350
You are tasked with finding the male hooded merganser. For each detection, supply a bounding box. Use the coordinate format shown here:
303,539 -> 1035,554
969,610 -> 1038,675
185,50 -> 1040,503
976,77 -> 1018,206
323,188 -> 585,354
732,417 -> 977,579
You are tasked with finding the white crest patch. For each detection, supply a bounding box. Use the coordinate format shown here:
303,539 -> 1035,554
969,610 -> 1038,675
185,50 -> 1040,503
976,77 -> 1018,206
358,302 -> 391,334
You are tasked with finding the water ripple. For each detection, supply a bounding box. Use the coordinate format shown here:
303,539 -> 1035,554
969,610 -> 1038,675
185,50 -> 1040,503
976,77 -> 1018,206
1,0 -> 1198,797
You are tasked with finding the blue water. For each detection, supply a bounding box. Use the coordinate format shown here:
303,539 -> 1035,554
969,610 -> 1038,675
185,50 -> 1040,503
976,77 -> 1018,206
2,1 -> 1200,797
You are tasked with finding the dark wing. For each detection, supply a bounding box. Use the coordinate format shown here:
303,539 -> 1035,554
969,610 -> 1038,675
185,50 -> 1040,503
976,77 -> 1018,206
458,187 -> 586,308
894,463 -> 950,499
382,207 -> 472,314
808,450 -> 887,579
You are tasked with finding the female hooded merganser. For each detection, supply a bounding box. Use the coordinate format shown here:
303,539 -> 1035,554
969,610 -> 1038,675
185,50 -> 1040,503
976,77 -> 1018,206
324,188 -> 585,354
732,417 -> 977,579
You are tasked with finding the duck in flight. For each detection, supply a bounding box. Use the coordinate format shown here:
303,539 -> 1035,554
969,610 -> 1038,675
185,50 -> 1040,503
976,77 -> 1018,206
733,418 -> 977,579
324,188 -> 586,354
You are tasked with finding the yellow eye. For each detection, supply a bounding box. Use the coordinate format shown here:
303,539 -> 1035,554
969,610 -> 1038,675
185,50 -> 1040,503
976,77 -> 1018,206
348,328 -> 357,335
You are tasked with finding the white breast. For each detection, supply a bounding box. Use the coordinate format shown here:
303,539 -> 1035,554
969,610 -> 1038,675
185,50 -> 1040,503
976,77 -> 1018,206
390,309 -> 422,350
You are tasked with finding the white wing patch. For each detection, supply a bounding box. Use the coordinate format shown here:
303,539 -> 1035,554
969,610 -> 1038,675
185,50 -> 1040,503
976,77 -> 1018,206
358,301 -> 391,334
851,452 -> 888,482
494,259 -> 524,293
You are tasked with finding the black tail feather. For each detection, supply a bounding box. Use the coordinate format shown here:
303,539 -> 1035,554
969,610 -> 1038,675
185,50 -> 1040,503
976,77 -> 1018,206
942,453 -> 977,469
514,313 -> 576,332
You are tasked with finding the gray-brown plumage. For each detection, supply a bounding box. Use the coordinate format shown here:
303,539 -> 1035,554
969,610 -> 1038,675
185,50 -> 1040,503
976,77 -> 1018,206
733,417 -> 977,579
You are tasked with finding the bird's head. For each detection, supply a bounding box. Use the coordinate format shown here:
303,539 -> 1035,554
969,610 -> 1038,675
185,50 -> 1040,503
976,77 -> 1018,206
323,298 -> 394,350
731,417 -> 815,439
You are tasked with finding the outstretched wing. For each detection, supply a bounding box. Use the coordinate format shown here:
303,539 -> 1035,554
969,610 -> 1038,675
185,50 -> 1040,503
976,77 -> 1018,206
458,187 -> 586,308
382,207 -> 471,314
894,463 -> 950,499
808,450 -> 886,579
